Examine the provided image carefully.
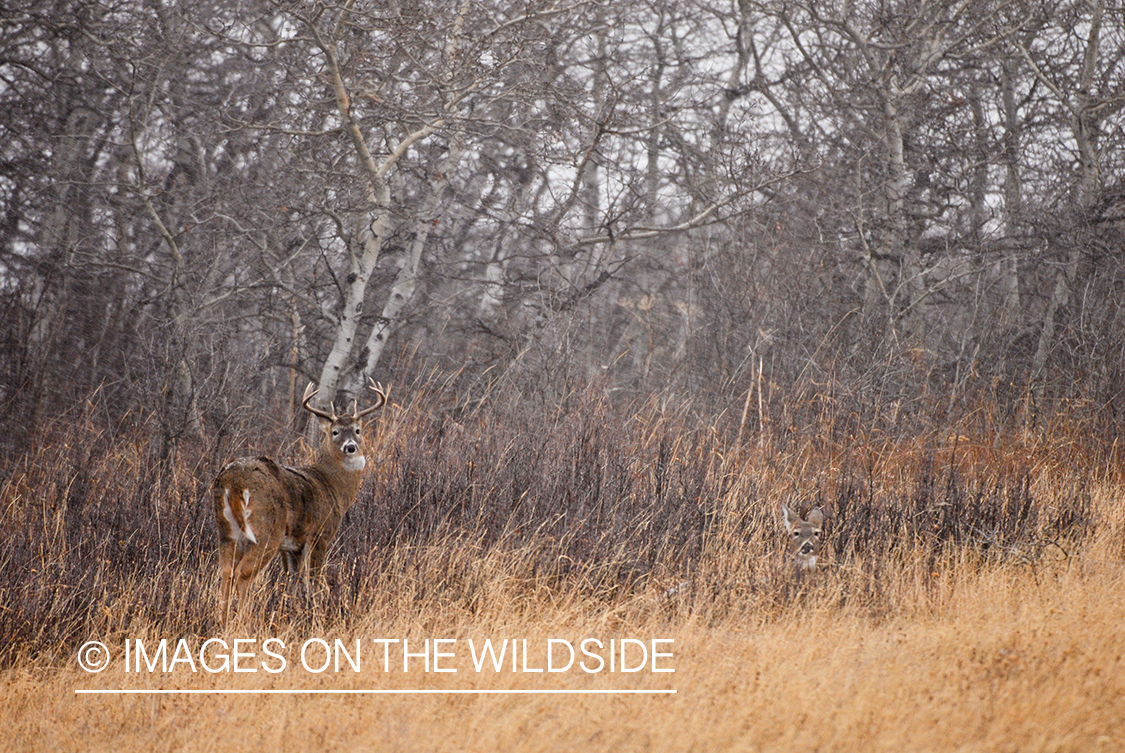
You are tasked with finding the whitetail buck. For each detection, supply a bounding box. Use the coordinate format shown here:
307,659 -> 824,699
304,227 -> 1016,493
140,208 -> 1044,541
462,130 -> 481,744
213,377 -> 387,622
782,505 -> 825,578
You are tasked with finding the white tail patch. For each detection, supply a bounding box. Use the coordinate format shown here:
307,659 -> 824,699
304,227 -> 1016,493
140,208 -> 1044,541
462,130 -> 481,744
221,487 -> 258,545
240,489 -> 257,544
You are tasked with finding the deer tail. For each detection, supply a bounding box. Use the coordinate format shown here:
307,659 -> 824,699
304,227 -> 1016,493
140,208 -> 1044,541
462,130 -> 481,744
220,484 -> 258,545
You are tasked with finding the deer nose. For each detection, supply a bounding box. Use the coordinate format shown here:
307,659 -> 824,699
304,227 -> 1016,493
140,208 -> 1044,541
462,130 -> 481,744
800,542 -> 814,554
342,440 -> 359,454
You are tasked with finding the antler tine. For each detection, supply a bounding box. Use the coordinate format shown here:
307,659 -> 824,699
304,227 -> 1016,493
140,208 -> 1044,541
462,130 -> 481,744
301,382 -> 337,422
354,376 -> 388,419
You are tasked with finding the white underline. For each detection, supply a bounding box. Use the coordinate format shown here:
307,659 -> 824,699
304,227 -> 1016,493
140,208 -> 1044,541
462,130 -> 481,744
76,688 -> 676,695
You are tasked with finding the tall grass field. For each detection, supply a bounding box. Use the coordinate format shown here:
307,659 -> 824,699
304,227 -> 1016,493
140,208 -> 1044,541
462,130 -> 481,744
2,384 -> 1123,751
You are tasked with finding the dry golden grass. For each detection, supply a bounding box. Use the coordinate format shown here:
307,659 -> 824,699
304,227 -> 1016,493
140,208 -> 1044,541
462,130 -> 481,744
3,390 -> 1125,751
5,558 -> 1125,752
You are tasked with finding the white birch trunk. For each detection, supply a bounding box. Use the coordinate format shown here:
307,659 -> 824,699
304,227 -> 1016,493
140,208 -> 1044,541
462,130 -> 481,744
346,137 -> 466,395
1030,0 -> 1104,396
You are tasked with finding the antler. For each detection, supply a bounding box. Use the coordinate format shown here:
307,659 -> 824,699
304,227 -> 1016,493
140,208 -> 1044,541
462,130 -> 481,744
354,376 -> 388,419
301,382 -> 337,422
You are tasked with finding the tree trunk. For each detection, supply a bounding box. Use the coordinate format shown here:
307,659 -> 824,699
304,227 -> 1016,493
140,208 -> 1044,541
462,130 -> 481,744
1030,0 -> 1103,398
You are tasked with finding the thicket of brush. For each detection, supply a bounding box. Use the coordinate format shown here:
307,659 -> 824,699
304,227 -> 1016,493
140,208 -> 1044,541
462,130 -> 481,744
2,372 -> 1122,670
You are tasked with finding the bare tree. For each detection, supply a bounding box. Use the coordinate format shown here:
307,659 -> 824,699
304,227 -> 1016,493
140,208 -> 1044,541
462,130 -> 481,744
3,0 -> 1125,445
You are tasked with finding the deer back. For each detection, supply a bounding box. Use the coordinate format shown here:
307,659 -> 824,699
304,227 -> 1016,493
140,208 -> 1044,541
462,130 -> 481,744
275,451 -> 365,546
213,457 -> 294,548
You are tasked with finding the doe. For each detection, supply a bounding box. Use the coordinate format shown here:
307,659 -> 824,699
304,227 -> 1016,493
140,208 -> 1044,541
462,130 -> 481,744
781,505 -> 825,578
213,377 -> 386,623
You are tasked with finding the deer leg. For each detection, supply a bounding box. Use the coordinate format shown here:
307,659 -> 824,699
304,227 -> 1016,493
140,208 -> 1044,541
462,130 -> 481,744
293,537 -> 333,611
218,539 -> 237,624
296,541 -> 315,601
308,538 -> 333,593
231,535 -> 281,614
282,548 -> 299,575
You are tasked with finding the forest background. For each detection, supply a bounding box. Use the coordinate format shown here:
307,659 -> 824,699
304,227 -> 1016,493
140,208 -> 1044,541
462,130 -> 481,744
2,1 -> 1124,750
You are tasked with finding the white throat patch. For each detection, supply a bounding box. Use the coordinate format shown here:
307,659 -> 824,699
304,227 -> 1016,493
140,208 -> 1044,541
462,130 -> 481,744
343,455 -> 366,472
795,554 -> 817,572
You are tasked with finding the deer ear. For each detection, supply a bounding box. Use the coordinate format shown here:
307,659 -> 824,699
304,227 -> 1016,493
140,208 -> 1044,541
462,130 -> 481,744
807,508 -> 824,527
781,505 -> 798,532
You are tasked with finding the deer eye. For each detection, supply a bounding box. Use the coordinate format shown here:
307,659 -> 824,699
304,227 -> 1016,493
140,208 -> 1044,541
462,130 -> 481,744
354,428 -> 361,435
